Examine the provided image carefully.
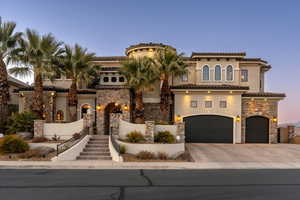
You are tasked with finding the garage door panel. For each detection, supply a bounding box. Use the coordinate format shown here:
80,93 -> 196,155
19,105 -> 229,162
246,116 -> 269,143
184,115 -> 233,143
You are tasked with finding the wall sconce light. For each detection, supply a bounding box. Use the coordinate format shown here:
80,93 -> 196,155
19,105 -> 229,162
251,98 -> 255,101
229,91 -> 233,94
123,104 -> 129,111
175,115 -> 182,122
207,91 -> 211,94
96,105 -> 103,111
50,92 -> 55,97
115,102 -> 119,107
19,92 -> 24,97
272,117 -> 278,123
185,90 -> 189,94
235,115 -> 241,122
264,98 -> 267,102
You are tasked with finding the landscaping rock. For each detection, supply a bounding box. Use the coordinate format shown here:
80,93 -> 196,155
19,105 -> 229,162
16,132 -> 33,140
33,146 -> 55,156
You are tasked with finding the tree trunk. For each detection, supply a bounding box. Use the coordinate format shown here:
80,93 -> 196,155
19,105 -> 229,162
160,75 -> 170,122
32,71 -> 44,119
0,58 -> 10,133
134,89 -> 144,124
68,79 -> 78,122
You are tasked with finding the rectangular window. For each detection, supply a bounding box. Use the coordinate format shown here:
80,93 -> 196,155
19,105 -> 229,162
219,100 -> 227,108
241,70 -> 248,82
190,100 -> 197,108
205,101 -> 212,108
180,73 -> 188,82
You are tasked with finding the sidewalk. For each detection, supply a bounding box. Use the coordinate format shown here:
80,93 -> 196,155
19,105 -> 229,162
1,160 -> 300,169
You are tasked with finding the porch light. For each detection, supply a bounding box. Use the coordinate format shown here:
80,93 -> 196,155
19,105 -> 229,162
175,115 -> 182,122
230,91 -> 233,94
272,117 -> 278,123
115,102 -> 119,107
207,91 -> 211,94
264,98 -> 267,102
251,98 -> 255,101
185,90 -> 189,94
176,135 -> 181,142
51,92 -> 55,96
235,115 -> 241,122
123,104 -> 129,111
96,105 -> 103,111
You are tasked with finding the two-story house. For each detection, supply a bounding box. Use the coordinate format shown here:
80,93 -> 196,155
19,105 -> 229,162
16,43 -> 285,144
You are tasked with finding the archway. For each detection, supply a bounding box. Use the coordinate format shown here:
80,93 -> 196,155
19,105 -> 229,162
104,103 -> 122,135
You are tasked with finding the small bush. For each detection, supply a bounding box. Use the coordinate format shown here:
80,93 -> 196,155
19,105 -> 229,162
0,135 -> 29,153
51,134 -> 60,141
19,149 -> 42,159
5,112 -> 37,134
72,133 -> 81,140
154,131 -> 175,144
157,152 -> 168,160
136,151 -> 155,160
119,145 -> 126,154
126,131 -> 145,143
32,137 -> 48,143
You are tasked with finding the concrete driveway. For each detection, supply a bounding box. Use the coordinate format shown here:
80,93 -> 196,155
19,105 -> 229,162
187,143 -> 300,163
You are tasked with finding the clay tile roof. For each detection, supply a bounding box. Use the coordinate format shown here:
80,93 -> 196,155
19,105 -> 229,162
8,75 -> 29,87
191,52 -> 246,57
96,85 -> 130,90
240,58 -> 268,64
242,92 -> 286,98
15,86 -> 96,94
92,56 -> 127,61
170,84 -> 249,90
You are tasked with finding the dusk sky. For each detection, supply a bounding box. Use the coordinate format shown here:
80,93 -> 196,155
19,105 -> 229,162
1,0 -> 299,123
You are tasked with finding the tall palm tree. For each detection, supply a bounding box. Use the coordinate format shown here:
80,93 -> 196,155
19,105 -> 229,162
154,47 -> 187,122
0,17 -> 22,132
53,44 -> 98,122
121,57 -> 157,124
9,29 -> 63,119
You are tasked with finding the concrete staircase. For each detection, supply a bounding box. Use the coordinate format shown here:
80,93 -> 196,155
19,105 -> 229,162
77,135 -> 111,160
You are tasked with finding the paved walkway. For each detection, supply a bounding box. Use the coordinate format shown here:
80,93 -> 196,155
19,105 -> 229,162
187,143 -> 300,163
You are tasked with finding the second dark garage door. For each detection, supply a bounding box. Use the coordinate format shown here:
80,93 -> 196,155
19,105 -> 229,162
184,115 -> 234,143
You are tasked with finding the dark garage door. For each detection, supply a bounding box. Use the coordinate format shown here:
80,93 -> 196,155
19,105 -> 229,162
184,115 -> 233,143
246,116 -> 269,143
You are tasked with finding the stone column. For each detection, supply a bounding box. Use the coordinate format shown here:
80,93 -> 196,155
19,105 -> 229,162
145,121 -> 155,142
34,120 -> 45,138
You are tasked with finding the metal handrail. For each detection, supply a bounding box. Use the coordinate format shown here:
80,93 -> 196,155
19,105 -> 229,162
110,126 -> 120,156
56,127 -> 89,156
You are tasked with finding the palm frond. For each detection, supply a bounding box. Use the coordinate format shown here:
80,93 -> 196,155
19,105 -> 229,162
9,66 -> 32,78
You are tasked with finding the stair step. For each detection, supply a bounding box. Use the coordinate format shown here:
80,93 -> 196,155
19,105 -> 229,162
80,152 -> 111,156
83,148 -> 109,152
86,144 -> 108,148
88,141 -> 107,144
77,156 -> 112,160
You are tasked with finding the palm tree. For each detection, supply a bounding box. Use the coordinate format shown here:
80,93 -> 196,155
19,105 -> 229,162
53,44 -> 98,122
154,47 -> 187,122
9,29 -> 63,119
121,57 -> 157,124
0,17 -> 22,132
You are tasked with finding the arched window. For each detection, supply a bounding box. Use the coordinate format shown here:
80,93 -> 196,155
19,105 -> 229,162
226,65 -> 233,81
215,65 -> 221,81
56,110 -> 64,121
203,65 -> 210,81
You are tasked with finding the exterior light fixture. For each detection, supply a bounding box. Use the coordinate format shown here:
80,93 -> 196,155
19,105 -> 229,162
175,115 -> 182,122
272,117 -> 278,123
207,91 -> 211,94
176,135 -> 181,142
251,98 -> 255,101
264,98 -> 267,102
185,90 -> 189,94
230,91 -> 233,94
96,105 -> 103,111
235,115 -> 241,122
51,92 -> 55,96
123,104 -> 129,111
115,102 -> 118,107
19,92 -> 24,97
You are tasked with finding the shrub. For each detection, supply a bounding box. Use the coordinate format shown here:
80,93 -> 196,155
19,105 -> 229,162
136,151 -> 155,160
154,131 -> 175,144
18,149 -> 41,159
51,134 -> 60,141
0,135 -> 29,153
119,145 -> 126,154
126,131 -> 145,143
32,137 -> 48,143
157,152 -> 168,160
72,133 -> 81,140
6,112 -> 37,134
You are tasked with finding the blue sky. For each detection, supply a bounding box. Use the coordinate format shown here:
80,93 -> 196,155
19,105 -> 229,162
1,0 -> 300,123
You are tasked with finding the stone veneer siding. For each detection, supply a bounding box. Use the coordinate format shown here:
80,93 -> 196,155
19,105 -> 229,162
96,89 -> 131,134
144,103 -> 172,122
241,98 -> 278,144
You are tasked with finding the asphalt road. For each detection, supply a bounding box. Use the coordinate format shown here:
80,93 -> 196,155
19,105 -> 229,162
1,169 -> 300,200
